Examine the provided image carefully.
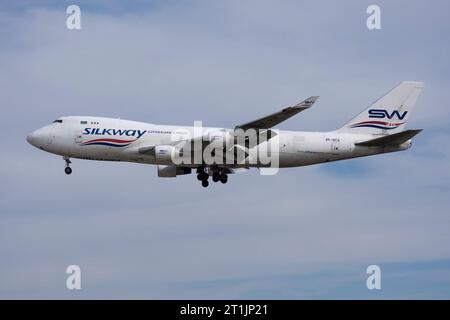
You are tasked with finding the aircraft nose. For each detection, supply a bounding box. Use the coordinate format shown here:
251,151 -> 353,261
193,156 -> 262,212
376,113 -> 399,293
26,128 -> 48,148
26,131 -> 38,146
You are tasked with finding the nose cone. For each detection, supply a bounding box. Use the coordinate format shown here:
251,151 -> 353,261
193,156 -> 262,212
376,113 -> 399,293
26,127 -> 49,148
26,131 -> 39,147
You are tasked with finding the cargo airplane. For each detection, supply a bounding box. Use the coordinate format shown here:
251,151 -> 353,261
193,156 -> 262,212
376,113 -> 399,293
27,81 -> 424,187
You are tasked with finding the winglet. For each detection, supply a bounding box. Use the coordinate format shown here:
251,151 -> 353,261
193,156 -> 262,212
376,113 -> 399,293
293,96 -> 320,109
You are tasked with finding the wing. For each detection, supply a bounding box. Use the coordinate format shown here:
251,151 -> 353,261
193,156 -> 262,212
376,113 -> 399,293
138,96 -> 319,162
235,96 -> 319,130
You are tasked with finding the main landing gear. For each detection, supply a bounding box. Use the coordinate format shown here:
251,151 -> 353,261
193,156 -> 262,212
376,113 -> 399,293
196,167 -> 228,187
196,167 -> 209,188
64,156 -> 72,175
212,171 -> 228,184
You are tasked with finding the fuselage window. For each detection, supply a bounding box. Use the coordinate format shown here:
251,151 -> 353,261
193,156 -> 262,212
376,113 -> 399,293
80,121 -> 88,124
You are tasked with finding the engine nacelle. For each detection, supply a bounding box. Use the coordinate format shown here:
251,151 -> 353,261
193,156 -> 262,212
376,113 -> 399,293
205,130 -> 233,145
157,165 -> 192,178
154,145 -> 181,165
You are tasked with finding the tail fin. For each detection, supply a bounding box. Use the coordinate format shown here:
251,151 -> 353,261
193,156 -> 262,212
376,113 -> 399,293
337,81 -> 424,134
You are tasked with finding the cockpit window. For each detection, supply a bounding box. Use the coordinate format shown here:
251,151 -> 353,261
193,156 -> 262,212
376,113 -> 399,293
53,120 -> 63,123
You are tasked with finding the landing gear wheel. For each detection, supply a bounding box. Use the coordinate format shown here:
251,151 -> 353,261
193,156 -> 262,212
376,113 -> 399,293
197,166 -> 209,182
220,173 -> 228,184
63,156 -> 72,175
212,172 -> 220,182
201,180 -> 209,188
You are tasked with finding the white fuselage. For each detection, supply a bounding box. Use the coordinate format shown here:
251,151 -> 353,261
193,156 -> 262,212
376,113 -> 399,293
26,116 -> 411,168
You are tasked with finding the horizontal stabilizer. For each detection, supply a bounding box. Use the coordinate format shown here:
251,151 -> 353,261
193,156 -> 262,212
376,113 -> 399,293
355,129 -> 422,147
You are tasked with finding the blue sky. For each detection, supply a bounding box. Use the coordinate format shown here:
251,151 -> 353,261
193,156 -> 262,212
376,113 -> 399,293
1,0 -> 450,299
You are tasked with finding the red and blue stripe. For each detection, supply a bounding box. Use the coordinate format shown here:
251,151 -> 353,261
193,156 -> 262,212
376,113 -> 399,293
350,120 -> 405,130
81,138 -> 136,147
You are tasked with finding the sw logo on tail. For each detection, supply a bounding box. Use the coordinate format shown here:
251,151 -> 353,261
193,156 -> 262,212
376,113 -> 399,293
368,109 -> 408,120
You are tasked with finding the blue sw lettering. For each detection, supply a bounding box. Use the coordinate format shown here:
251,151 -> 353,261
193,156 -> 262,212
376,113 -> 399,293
368,109 -> 408,120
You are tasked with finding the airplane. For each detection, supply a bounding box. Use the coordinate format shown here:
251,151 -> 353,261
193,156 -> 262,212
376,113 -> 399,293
26,81 -> 424,187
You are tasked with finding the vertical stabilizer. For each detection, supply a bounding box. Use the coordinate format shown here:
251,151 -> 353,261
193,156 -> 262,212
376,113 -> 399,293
337,81 -> 424,134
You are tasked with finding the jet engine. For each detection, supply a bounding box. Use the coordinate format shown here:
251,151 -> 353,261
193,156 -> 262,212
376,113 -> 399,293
154,145 -> 182,165
205,130 -> 233,145
157,165 -> 192,177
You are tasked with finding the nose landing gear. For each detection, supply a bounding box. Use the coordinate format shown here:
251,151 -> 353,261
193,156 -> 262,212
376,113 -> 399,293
64,156 -> 72,175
